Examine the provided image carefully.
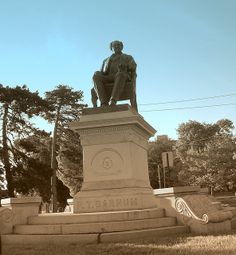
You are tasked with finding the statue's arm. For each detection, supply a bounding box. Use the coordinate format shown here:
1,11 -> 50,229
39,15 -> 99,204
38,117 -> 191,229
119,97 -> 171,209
128,56 -> 137,80
100,59 -> 105,72
100,57 -> 110,74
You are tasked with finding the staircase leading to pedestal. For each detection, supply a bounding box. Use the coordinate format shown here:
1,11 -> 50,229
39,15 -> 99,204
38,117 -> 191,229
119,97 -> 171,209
2,207 -> 189,244
215,196 -> 236,207
226,207 -> 236,231
215,196 -> 236,231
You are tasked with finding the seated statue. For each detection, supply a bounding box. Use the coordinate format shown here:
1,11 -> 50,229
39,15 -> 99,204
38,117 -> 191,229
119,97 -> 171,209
91,40 -> 138,111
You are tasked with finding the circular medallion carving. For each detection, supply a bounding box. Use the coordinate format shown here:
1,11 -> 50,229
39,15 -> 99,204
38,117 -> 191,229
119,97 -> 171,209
91,149 -> 123,175
102,157 -> 113,169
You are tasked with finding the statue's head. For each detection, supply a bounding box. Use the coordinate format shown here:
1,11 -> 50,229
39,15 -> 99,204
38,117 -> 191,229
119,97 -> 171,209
110,40 -> 123,52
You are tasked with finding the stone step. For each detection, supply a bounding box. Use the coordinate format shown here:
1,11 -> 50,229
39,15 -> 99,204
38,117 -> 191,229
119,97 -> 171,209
216,197 -> 236,207
2,233 -> 98,245
101,225 -> 189,243
231,218 -> 236,229
3,225 -> 189,245
223,207 -> 236,217
28,207 -> 165,225
223,202 -> 236,207
14,217 -> 176,235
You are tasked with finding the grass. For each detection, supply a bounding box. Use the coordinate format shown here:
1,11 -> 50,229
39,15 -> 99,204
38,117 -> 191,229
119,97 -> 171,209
2,233 -> 236,255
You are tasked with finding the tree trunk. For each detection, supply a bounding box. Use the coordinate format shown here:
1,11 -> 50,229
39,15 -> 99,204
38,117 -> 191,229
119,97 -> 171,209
51,106 -> 61,212
210,186 -> 215,196
2,104 -> 14,197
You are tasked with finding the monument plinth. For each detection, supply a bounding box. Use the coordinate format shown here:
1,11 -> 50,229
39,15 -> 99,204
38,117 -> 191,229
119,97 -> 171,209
70,104 -> 157,213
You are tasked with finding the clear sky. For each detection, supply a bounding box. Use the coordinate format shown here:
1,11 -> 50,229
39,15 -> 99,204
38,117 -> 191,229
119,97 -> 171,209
0,0 -> 235,139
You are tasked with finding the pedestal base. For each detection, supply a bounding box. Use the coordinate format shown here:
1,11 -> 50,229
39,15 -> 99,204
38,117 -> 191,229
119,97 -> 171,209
74,187 -> 157,213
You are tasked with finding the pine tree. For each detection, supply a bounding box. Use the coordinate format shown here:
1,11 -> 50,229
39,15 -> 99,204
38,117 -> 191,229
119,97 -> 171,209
0,84 -> 49,196
44,85 -> 85,212
57,129 -> 83,197
13,131 -> 52,202
14,132 -> 70,210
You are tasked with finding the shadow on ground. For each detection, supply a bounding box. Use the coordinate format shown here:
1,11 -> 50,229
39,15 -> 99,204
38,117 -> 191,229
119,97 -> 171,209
2,233 -> 236,255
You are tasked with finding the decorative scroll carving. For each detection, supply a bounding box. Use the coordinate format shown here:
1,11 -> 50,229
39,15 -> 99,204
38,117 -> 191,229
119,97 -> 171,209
175,196 -> 233,224
175,197 -> 207,223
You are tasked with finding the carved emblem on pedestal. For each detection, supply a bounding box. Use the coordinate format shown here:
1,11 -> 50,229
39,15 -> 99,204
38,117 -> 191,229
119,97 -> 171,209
102,157 -> 113,169
91,148 -> 124,175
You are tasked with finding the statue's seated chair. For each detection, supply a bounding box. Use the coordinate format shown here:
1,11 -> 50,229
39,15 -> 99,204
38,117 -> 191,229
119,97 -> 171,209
91,75 -> 138,112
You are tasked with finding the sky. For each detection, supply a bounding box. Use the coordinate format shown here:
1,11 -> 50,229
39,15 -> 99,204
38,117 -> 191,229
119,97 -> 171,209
0,0 -> 235,139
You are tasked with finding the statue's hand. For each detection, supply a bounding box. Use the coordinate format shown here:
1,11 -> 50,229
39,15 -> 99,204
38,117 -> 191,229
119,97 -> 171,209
118,63 -> 128,72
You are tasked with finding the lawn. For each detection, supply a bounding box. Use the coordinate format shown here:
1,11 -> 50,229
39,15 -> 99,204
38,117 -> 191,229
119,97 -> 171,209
2,233 -> 236,255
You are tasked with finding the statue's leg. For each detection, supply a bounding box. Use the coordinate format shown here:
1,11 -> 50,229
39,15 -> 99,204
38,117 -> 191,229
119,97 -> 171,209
93,72 -> 113,106
130,96 -> 138,112
91,88 -> 98,107
110,72 -> 128,105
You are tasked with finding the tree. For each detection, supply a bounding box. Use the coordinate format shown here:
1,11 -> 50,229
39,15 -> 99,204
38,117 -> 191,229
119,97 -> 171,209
13,132 -> 70,210
44,85 -> 85,211
176,119 -> 236,194
0,148 -> 4,190
0,84 -> 49,197
148,135 -> 181,189
13,131 -> 52,202
57,129 -> 83,197
0,141 -> 5,189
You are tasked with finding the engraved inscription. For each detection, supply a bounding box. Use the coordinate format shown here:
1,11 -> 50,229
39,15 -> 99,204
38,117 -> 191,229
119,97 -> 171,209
78,197 -> 139,211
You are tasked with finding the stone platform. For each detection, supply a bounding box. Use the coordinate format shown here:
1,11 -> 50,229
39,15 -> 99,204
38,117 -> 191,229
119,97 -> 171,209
13,208 -> 175,234
3,208 -> 188,244
3,226 -> 188,245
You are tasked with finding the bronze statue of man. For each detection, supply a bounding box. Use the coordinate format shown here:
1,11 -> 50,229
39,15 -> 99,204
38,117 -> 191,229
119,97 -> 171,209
92,40 -> 137,107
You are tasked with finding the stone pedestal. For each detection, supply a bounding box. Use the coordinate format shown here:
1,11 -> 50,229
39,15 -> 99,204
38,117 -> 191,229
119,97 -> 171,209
70,105 -> 157,213
1,197 -> 42,225
0,208 -> 13,234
